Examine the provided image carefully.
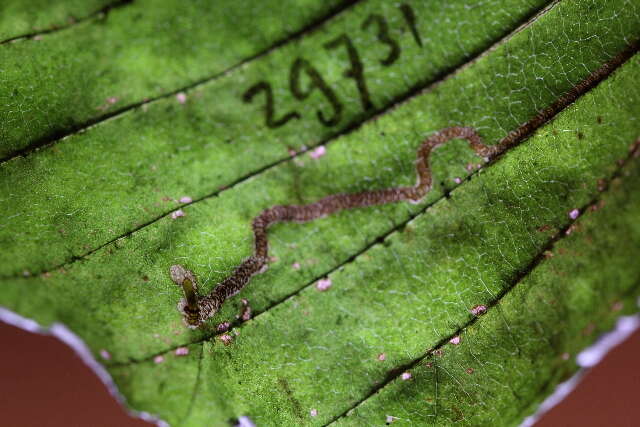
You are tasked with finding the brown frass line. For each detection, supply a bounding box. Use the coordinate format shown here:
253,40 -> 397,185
170,126 -> 503,328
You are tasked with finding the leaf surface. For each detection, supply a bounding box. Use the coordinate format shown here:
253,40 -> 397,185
1,1 -> 639,426
0,0 -> 355,157
0,0 -> 117,42
0,0 -> 550,276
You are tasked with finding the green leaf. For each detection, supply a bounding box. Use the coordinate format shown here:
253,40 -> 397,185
0,0 -> 117,42
0,0 -> 549,275
1,0 -> 639,426
0,0 -> 355,157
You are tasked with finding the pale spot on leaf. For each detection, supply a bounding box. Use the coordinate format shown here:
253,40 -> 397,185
316,278 -> 332,291
220,334 -> 233,345
309,146 -> 326,159
470,305 -> 487,316
171,209 -> 185,219
175,347 -> 189,356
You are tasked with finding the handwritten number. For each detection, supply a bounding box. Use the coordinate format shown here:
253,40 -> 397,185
244,6 -> 424,128
242,81 -> 300,129
324,34 -> 374,112
399,4 -> 422,47
290,58 -> 343,127
362,14 -> 400,66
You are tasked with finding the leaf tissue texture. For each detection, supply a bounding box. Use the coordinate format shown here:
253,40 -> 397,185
1,0 -> 639,426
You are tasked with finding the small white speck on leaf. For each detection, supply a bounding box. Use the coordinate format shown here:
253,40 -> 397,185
154,355 -> 164,364
309,146 -> 326,159
99,349 -> 111,360
470,305 -> 487,316
401,372 -> 412,381
176,92 -> 187,104
453,177 -> 462,184
310,409 -> 318,417
316,278 -> 332,291
239,298 -> 252,321
292,262 -> 301,270
569,208 -> 580,220
171,209 -> 185,219
377,353 -> 386,361
107,97 -> 118,105
449,336 -> 461,345
386,415 -> 398,423
236,416 -> 256,427
175,347 -> 189,356
179,196 -> 192,203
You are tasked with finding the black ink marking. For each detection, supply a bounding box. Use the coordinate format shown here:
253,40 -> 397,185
242,81 -> 300,128
399,4 -> 422,47
324,34 -> 374,112
362,14 -> 401,66
290,58 -> 343,126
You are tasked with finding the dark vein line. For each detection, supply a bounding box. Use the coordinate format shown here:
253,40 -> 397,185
0,0 -> 362,164
1,0 -> 556,281
323,143 -> 640,425
0,0 -> 134,45
109,42 -> 640,368
182,342 -> 205,423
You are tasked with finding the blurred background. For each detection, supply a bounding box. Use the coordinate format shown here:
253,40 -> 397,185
0,320 -> 638,427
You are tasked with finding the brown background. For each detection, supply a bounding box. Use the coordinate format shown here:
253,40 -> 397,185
0,321 -> 638,427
